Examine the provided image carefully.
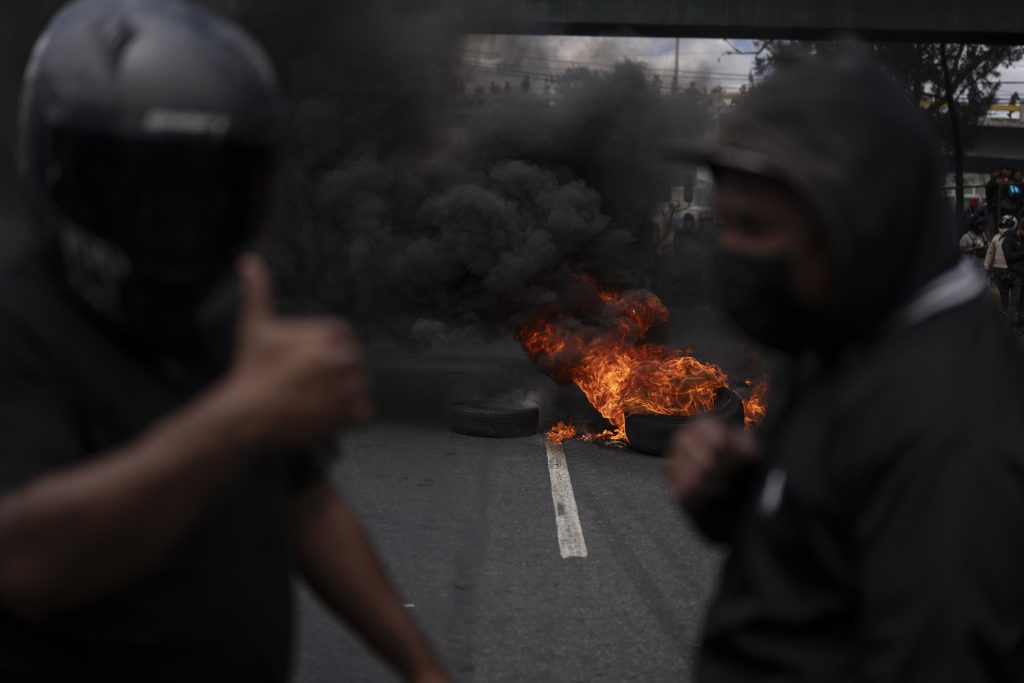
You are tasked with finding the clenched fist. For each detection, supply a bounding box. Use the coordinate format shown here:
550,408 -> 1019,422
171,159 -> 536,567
665,418 -> 761,509
218,253 -> 374,452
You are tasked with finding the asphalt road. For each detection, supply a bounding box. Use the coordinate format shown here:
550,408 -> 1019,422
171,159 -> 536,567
290,340 -> 729,683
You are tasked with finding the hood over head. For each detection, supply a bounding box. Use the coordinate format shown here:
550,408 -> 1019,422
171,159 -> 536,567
707,42 -> 958,348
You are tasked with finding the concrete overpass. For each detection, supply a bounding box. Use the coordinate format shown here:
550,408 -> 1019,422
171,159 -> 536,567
487,1 -> 1024,43
961,119 -> 1024,171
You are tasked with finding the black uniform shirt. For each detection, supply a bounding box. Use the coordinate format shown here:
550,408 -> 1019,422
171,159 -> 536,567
0,251 -> 327,683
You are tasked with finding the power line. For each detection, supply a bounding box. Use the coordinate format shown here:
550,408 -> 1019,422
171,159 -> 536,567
457,44 -> 744,63
455,58 -> 756,84
457,62 -> 1015,106
722,38 -> 760,55
454,48 -> 753,79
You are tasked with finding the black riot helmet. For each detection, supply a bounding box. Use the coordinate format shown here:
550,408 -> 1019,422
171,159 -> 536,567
17,0 -> 285,350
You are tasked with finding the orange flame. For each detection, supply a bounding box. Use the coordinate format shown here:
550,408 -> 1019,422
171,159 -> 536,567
519,280 -> 739,442
547,421 -> 578,444
742,380 -> 769,428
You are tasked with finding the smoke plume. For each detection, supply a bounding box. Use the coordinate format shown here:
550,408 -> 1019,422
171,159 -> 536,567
198,1 -> 713,342
2,1 -> 713,343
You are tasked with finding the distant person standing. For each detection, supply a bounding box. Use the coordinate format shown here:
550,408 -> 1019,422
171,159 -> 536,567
959,216 -> 989,269
1003,170 -> 1023,217
986,216 -> 1016,318
992,168 -> 1014,223
965,197 -> 983,230
1001,219 -> 1024,334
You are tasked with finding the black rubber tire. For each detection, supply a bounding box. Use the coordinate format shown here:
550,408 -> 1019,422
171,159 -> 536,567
450,400 -> 540,438
625,388 -> 744,456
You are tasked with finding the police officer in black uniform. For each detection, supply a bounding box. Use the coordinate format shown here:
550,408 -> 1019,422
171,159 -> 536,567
0,1 -> 448,681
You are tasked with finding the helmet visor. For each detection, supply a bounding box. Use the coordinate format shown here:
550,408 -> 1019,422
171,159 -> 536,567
46,127 -> 277,268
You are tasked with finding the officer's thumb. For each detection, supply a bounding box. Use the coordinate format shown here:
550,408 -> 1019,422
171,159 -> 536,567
237,253 -> 275,333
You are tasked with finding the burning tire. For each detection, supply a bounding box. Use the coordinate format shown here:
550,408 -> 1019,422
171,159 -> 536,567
450,401 -> 540,438
625,389 -> 744,456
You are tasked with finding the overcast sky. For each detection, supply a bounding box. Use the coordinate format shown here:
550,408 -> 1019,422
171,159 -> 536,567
461,37 -> 1024,103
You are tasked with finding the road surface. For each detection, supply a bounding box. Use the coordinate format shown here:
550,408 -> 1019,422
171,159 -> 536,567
291,342 -> 728,682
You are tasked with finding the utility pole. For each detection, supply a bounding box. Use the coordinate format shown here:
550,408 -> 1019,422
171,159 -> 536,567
940,43 -> 966,221
672,37 -> 680,93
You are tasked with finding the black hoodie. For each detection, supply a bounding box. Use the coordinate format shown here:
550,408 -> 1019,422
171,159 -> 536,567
1000,229 -> 1024,277
693,45 -> 1024,682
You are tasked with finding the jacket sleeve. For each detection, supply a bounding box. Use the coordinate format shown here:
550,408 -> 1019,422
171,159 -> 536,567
1003,236 -> 1024,264
851,434 -> 1024,682
984,240 -> 996,270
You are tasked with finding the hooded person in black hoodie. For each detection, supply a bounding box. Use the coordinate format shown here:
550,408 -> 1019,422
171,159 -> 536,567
666,44 -> 1024,681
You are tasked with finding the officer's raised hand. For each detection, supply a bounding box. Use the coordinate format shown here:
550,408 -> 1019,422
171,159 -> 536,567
219,253 -> 374,451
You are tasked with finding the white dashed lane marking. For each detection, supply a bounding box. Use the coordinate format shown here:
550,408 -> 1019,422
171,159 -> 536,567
544,440 -> 588,559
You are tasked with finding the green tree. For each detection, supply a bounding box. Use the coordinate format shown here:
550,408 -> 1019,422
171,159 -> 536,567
751,41 -> 1024,219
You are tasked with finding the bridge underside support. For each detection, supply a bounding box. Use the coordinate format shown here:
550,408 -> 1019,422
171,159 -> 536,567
481,1 -> 1024,44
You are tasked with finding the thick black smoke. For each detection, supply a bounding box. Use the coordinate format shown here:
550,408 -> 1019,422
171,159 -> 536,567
195,1 -> 714,343
3,1 -> 713,344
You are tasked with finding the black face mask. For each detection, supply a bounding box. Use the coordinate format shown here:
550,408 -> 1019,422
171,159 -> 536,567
714,249 -> 821,352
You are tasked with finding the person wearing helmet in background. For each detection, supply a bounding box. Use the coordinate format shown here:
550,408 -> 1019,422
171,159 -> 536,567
1001,217 -> 1024,335
666,44 -> 1024,681
986,215 -> 1016,318
0,2 -> 448,682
